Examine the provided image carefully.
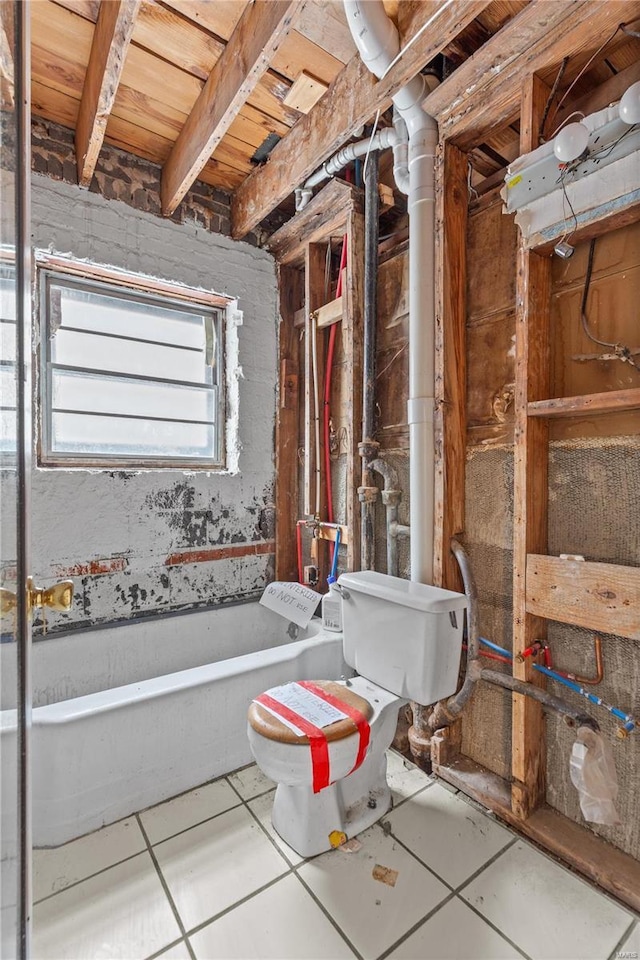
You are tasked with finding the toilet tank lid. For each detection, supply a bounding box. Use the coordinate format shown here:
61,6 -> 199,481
338,571 -> 468,614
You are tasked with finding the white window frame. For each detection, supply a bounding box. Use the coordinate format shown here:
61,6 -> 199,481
37,259 -> 229,470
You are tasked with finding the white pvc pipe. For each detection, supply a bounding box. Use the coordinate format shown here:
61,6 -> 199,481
344,0 -> 437,585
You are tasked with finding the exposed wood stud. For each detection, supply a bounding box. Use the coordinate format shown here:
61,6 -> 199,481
75,0 -> 141,187
511,74 -> 553,822
433,140 -> 468,593
161,0 -> 302,216
275,265 -> 303,582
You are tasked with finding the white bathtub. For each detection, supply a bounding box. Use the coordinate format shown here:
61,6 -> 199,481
1,603 -> 348,848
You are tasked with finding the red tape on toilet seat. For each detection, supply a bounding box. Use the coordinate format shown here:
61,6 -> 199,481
255,683 -> 371,794
255,692 -> 331,793
297,681 -> 371,776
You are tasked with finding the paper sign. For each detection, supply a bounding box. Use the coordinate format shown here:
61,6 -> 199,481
256,682 -> 349,735
259,581 -> 322,627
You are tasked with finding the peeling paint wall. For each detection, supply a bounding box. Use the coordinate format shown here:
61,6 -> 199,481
24,174 -> 278,635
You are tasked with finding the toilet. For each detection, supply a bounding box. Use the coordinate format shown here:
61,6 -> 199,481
247,570 -> 468,857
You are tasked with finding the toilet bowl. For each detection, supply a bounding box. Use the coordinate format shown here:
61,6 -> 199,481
248,676 -> 402,857
248,571 -> 467,858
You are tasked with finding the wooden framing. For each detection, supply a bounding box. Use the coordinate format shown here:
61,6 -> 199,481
231,0 -> 489,238
433,140 -> 467,594
510,75 -> 552,821
433,68 -> 640,909
75,0 -> 140,187
268,182 -> 364,583
161,0 -> 300,216
427,0 -> 640,148
526,556 -> 640,640
275,263 -> 303,582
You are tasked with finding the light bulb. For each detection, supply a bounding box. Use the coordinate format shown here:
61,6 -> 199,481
553,122 -> 590,162
619,81 -> 640,125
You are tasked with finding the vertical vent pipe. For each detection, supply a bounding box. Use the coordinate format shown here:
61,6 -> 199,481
344,0 -> 438,584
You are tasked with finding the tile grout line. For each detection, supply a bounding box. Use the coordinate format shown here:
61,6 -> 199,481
370,828 -> 527,960
143,936 -> 190,960
607,918 -> 638,960
292,868 -> 366,960
182,871 -> 296,941
375,891 -> 458,960
136,813 -> 198,960
32,847 -> 147,905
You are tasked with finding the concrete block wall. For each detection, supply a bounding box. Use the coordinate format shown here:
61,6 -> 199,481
24,168 -> 278,636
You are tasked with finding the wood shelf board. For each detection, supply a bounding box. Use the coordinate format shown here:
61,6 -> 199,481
528,388 -> 640,419
526,555 -> 640,640
434,755 -> 640,915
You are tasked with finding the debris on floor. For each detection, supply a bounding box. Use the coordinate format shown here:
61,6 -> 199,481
372,863 -> 398,887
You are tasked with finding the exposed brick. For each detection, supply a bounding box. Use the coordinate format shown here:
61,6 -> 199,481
30,116 -> 234,241
47,156 -> 63,180
63,159 -> 77,184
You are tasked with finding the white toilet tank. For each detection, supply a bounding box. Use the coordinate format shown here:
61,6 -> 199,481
337,571 -> 468,704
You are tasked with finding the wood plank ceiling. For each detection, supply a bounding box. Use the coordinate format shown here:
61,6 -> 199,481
29,0 -> 640,238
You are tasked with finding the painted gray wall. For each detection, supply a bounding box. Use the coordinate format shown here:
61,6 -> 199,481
27,174 -> 278,632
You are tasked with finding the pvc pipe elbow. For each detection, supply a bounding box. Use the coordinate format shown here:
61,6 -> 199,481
344,0 -> 399,78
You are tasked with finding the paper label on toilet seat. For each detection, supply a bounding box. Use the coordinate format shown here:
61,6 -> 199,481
254,682 -> 371,795
257,682 -> 349,734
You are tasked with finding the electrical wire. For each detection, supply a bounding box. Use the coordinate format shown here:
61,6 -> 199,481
378,0 -> 457,80
540,56 -> 569,142
578,240 -> 640,371
362,110 -> 381,186
547,22 -> 622,133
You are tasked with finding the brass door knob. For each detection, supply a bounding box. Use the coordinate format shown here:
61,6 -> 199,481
27,578 -> 74,612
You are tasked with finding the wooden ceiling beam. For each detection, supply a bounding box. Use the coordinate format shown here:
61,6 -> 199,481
0,2 -> 14,109
75,0 -> 140,187
231,0 -> 489,239
427,0 -> 640,149
161,0 -> 302,217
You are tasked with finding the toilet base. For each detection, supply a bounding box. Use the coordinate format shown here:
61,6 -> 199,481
270,707 -> 397,858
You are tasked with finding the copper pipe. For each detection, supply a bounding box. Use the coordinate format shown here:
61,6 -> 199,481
555,634 -> 604,686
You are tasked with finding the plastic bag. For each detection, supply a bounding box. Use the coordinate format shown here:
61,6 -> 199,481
569,726 -> 621,826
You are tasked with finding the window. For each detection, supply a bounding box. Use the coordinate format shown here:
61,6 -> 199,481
0,264 -> 16,455
39,269 -> 224,468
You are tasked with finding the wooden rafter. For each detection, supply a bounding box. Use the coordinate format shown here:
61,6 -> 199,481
75,0 -> 140,187
232,0 -> 640,238
427,0 -> 640,148
231,0 -> 489,239
161,0 -> 302,217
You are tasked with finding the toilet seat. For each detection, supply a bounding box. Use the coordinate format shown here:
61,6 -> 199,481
248,680 -> 373,745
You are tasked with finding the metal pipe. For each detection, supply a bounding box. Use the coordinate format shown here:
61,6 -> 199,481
360,148 -> 380,571
369,458 -> 401,577
480,669 -> 599,731
15,4 -> 33,955
427,538 -> 480,731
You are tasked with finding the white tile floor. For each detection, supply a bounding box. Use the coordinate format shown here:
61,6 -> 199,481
32,751 -> 638,960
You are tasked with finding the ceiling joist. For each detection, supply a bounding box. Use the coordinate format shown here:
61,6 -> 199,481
161,0 -> 304,217
426,0 -> 640,149
75,0 -> 140,188
231,0 -> 489,239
